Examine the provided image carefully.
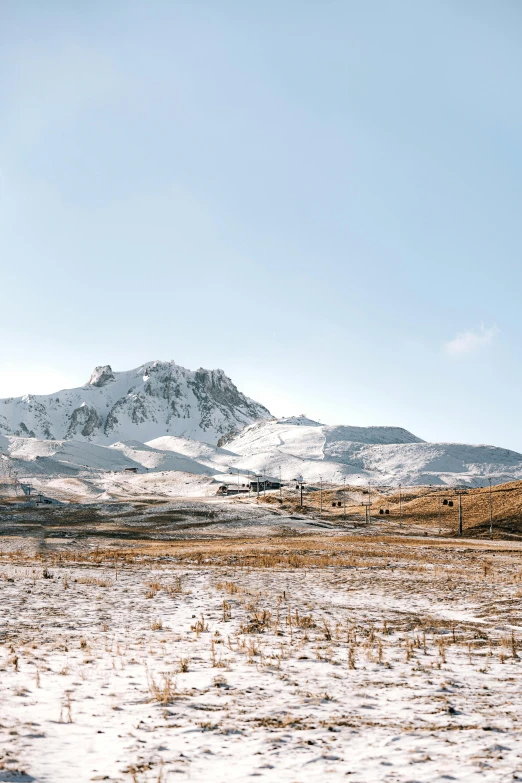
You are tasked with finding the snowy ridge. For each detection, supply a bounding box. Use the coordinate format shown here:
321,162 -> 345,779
223,417 -> 522,488
0,360 -> 272,445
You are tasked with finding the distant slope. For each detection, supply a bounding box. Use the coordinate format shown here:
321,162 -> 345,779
0,360 -> 272,445
368,481 -> 522,539
4,436 -> 138,475
225,417 -> 522,487
110,440 -> 214,475
146,435 -> 236,466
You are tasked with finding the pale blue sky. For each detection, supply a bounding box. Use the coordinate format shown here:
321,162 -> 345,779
1,1 -> 522,449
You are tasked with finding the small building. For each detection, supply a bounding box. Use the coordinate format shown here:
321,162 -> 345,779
249,477 -> 281,492
124,467 -> 139,474
217,483 -> 250,496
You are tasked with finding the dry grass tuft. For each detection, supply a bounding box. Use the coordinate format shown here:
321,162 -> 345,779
145,580 -> 162,599
147,671 -> 177,704
241,609 -> 271,634
191,615 -> 209,636
76,576 -> 112,588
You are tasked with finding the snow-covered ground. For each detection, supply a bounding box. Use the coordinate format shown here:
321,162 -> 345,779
1,534 -> 522,782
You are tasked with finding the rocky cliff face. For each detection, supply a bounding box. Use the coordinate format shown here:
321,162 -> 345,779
0,360 -> 272,445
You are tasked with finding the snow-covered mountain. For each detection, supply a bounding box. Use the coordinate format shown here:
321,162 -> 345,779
222,417 -> 522,487
0,360 -> 272,445
2,366 -> 522,499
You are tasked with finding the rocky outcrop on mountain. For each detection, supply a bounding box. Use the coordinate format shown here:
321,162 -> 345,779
88,365 -> 115,387
0,360 -> 272,445
65,405 -> 103,439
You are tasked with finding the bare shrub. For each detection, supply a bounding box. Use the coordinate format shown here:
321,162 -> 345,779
77,576 -> 112,588
437,637 -> 446,663
148,671 -> 177,704
241,609 -> 271,634
191,615 -> 209,636
145,580 -> 162,599
294,610 -> 315,629
223,581 -> 238,594
165,577 -> 183,596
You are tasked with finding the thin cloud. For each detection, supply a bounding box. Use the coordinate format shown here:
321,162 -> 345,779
444,324 -> 498,356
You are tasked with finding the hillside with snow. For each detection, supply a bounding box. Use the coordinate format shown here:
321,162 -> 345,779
3,414 -> 522,503
0,360 -> 271,445
222,417 -> 522,487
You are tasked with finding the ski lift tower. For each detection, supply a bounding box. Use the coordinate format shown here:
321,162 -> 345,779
0,454 -> 23,500
293,475 -> 305,507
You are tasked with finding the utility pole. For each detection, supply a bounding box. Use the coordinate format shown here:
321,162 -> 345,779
455,490 -> 467,536
256,474 -> 260,501
399,483 -> 402,529
279,466 -> 282,501
368,482 -> 371,525
438,485 -> 441,536
489,478 -> 493,536
343,476 -> 346,521
319,476 -> 323,515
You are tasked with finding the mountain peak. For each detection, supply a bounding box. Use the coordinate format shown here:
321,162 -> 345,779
88,365 -> 115,387
278,415 -> 321,427
1,360 -> 272,445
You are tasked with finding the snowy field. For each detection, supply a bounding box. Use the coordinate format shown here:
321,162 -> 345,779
2,533 -> 522,782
